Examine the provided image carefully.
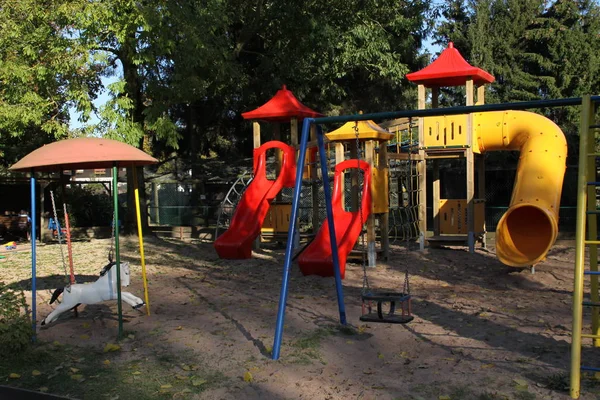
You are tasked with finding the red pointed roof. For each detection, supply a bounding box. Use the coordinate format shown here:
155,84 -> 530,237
242,85 -> 323,122
406,42 -> 495,88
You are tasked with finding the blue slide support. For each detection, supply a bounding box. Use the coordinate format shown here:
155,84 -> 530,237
272,119 -> 346,360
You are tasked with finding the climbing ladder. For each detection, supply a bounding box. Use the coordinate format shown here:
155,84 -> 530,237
571,95 -> 600,399
214,170 -> 252,239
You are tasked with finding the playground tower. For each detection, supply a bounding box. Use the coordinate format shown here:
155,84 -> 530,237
406,42 -> 495,252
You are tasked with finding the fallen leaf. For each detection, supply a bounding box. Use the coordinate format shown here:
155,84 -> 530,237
103,360 -> 111,366
377,352 -> 385,359
32,370 -> 41,376
243,371 -> 253,383
175,326 -> 183,330
127,334 -> 135,340
132,371 -> 141,375
181,364 -> 191,371
82,322 -> 91,329
52,341 -> 62,347
514,378 -> 528,390
175,374 -> 187,380
71,374 -> 84,381
39,387 -> 48,393
160,384 -> 172,389
103,343 -> 121,353
79,334 -> 89,340
9,373 -> 20,379
70,368 -> 80,374
481,363 -> 495,369
439,396 -> 451,400
191,378 -> 207,387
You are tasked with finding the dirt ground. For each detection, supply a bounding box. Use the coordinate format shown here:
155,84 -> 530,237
2,235 -> 600,399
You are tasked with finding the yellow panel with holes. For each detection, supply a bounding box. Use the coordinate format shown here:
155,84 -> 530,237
371,167 -> 389,214
423,115 -> 469,148
439,199 -> 485,234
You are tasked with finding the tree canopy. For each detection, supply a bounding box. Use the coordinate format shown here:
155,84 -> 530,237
1,0 -> 600,168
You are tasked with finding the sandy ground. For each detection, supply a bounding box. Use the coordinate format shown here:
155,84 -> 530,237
2,236 -> 600,399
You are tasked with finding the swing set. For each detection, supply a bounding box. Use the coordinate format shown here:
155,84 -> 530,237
348,124 -> 413,325
272,118 -> 413,360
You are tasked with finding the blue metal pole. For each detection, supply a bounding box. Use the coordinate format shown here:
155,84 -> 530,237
30,171 -> 37,340
272,118 -> 312,360
316,125 -> 346,325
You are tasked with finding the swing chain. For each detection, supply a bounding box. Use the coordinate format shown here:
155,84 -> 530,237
403,269 -> 410,295
354,122 -> 369,294
50,190 -> 69,288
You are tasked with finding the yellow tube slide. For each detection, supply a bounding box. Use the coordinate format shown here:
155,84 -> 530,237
474,111 -> 567,267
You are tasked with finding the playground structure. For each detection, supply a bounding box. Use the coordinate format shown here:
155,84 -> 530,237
298,159 -> 372,279
216,43 -> 568,270
9,137 -> 157,338
213,141 -> 297,258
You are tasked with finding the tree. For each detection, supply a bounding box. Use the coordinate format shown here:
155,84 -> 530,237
0,0 -> 101,167
1,0 -> 435,230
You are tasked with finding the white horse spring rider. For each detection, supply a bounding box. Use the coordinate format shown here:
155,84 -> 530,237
41,261 -> 145,326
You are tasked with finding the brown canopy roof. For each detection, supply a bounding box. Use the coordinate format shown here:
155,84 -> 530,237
9,137 -> 158,172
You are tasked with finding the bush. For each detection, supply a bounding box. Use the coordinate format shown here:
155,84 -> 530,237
65,184 -> 113,227
0,283 -> 32,356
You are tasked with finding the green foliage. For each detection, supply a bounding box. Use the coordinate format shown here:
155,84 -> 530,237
0,283 -> 31,356
65,185 -> 113,227
432,0 -> 600,136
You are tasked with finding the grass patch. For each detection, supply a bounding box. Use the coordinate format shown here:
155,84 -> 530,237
543,372 -> 569,391
285,327 -> 339,365
0,340 -> 227,399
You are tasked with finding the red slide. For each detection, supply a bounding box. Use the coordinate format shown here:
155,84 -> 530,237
214,141 -> 296,259
298,159 -> 371,279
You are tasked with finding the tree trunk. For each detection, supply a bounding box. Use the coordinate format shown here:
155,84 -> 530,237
120,36 -> 151,235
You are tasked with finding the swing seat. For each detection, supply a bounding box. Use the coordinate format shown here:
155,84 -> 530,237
360,291 -> 413,324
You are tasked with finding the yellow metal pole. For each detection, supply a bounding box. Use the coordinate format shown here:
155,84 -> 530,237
571,95 -> 592,399
587,106 -> 599,347
133,166 -> 151,315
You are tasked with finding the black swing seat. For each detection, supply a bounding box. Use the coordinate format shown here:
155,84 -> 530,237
360,291 -> 414,324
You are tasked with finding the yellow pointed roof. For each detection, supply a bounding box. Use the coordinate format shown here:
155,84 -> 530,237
325,120 -> 393,142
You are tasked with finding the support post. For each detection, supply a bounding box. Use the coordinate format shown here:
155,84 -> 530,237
466,79 -> 475,253
253,121 -> 261,149
310,124 -> 320,234
379,143 -> 389,260
476,85 -> 486,105
30,171 -> 37,339
365,140 -> 376,267
570,94 -> 593,399
113,164 -> 123,338
477,155 -> 486,248
291,118 -> 298,146
432,160 -> 440,236
133,166 -> 151,315
335,142 -> 345,207
417,84 -> 427,249
350,142 -> 359,212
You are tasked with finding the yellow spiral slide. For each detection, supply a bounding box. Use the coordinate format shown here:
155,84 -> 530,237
473,111 -> 567,267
